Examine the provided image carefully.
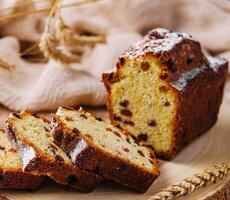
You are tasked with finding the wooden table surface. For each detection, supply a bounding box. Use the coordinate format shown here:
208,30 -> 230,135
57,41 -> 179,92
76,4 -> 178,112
0,87 -> 230,200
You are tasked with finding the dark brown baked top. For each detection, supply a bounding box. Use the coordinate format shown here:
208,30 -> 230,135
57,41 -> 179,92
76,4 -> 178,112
122,28 -> 193,58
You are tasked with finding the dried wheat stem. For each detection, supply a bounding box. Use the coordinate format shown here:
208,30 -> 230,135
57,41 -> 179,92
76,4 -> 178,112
39,0 -> 81,63
0,0 -> 50,14
0,57 -> 15,70
39,0 -> 105,64
148,162 -> 230,200
56,17 -> 105,46
0,0 -> 99,22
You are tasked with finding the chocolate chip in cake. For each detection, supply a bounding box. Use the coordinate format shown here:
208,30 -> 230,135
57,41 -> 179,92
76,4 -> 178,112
7,127 -> 19,143
85,134 -> 93,140
62,107 -> 74,111
137,150 -> 145,157
123,147 -> 129,152
126,137 -> 131,144
149,152 -> 155,159
108,74 -> 119,83
80,114 -> 87,119
149,159 -> 154,164
0,146 -> 5,150
55,155 -> 64,163
65,116 -> 74,122
54,132 -> 64,145
72,128 -> 80,134
137,133 -> 148,142
31,112 -> 39,118
113,131 -> 121,138
131,135 -> 140,144
96,117 -> 103,121
119,100 -> 129,108
159,73 -> 168,80
115,124 -> 122,129
48,145 -> 57,156
44,126 -> 49,132
164,101 -> 170,106
123,120 -> 135,126
12,113 -> 21,119
148,120 -> 157,127
140,62 -> 151,71
9,148 -> 16,153
115,150 -> 122,156
50,144 -> 58,151
121,109 -> 132,117
159,85 -> 169,93
186,57 -> 193,65
113,115 -> 122,122
166,59 -> 177,73
68,175 -> 78,185
168,65 -> 177,73
118,57 -> 125,65
106,127 -> 112,132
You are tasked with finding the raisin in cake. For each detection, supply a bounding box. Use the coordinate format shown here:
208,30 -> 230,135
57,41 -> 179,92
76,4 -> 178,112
0,129 -> 43,190
102,28 -> 228,160
51,107 -> 160,193
4,110 -> 103,192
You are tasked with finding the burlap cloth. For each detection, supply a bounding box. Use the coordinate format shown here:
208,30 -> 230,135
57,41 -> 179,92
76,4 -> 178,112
0,0 -> 229,111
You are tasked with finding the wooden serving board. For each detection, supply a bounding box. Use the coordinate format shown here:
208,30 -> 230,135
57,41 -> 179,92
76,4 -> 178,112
0,92 -> 230,200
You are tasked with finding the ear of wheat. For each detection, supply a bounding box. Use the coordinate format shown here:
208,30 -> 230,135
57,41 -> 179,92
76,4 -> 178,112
0,0 -> 106,66
148,162 -> 230,200
0,57 -> 15,70
39,0 -> 105,64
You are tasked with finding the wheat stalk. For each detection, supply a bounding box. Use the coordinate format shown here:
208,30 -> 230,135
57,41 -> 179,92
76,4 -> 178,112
0,57 -> 15,70
39,0 -> 105,64
0,0 -> 101,22
148,162 -> 230,200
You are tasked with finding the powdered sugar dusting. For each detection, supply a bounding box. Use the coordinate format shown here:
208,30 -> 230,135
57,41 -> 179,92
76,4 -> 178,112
207,55 -> 226,73
171,55 -> 227,91
171,66 -> 207,91
123,28 -> 192,57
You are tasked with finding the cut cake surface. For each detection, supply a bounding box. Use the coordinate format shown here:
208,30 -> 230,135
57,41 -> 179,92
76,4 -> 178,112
52,107 -> 160,192
0,129 -> 43,190
4,110 -> 103,192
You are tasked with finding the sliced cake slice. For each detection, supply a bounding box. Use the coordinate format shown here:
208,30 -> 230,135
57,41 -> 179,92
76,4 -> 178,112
52,107 -> 160,192
0,129 -> 43,190
4,110 -> 103,192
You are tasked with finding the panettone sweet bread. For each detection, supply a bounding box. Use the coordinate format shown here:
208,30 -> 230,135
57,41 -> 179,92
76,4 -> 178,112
0,129 -> 43,190
102,28 -> 228,160
4,110 -> 103,192
51,107 -> 159,193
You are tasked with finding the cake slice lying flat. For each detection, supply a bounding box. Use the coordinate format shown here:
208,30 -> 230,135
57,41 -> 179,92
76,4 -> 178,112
4,110 -> 103,192
52,107 -> 160,192
0,129 -> 43,190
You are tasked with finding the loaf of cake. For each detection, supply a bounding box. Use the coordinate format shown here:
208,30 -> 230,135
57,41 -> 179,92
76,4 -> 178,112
51,107 -> 160,193
102,28 -> 228,160
4,110 -> 103,192
0,129 -> 43,190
